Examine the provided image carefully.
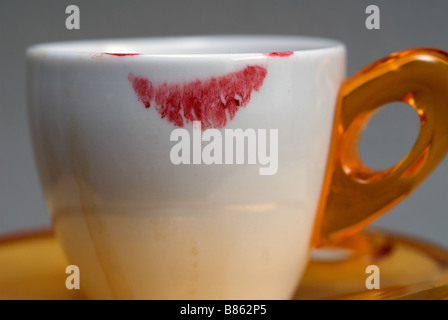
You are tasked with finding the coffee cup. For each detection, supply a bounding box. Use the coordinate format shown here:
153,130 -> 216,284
27,35 -> 448,299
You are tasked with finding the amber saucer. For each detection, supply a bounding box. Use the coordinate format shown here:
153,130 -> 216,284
1,229 -> 447,300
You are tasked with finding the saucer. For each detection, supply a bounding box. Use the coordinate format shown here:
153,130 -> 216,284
1,229 -> 447,300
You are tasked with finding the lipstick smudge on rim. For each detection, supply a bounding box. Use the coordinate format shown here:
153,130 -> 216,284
263,51 -> 294,57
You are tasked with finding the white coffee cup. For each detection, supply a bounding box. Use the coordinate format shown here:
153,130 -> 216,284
27,35 -> 448,299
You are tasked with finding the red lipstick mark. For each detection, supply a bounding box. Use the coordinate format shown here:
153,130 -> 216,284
263,51 -> 294,57
91,53 -> 140,59
103,53 -> 140,57
128,65 -> 267,129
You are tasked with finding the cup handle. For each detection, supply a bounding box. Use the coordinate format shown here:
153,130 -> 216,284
312,48 -> 448,247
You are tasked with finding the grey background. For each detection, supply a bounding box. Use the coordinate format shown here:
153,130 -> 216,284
1,0 -> 447,246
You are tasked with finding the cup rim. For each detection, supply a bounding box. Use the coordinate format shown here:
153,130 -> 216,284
26,34 -> 345,59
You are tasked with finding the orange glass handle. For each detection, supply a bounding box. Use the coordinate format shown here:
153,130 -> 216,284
312,48 -> 448,247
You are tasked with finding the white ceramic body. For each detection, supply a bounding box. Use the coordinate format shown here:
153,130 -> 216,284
27,36 -> 345,299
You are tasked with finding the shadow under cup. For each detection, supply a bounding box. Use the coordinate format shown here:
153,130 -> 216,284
27,35 -> 347,299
